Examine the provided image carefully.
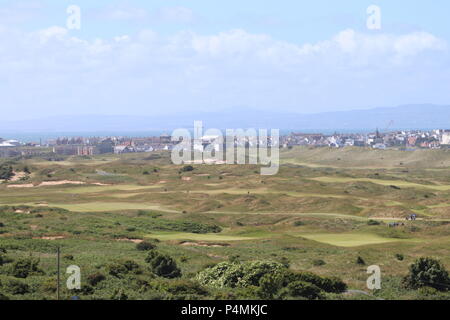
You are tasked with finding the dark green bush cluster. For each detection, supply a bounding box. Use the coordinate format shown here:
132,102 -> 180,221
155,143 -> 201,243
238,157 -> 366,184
107,260 -> 142,278
136,241 -> 157,251
87,273 -> 106,286
9,258 -> 44,278
367,220 -> 381,226
196,261 -> 347,300
181,165 -> 194,172
403,257 -> 450,291
2,279 -> 30,295
145,251 -> 181,279
0,164 -> 14,180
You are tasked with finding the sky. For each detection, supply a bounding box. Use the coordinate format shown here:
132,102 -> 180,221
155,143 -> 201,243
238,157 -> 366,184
1,0 -> 450,121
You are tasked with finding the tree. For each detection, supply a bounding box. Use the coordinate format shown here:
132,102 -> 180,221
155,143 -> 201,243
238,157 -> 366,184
145,251 -> 181,279
403,257 -> 450,291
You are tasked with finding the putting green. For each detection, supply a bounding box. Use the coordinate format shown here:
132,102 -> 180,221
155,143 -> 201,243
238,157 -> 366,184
294,233 -> 406,247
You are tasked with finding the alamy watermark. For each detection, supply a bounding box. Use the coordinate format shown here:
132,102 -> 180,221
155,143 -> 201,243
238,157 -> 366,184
367,265 -> 381,290
170,121 -> 280,175
367,5 -> 382,30
67,5 -> 81,30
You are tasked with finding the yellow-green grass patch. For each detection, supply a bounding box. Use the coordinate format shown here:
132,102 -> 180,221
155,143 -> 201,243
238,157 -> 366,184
310,176 -> 450,190
293,232 -> 410,247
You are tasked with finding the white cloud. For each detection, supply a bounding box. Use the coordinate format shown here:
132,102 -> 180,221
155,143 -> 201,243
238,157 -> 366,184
0,26 -> 449,119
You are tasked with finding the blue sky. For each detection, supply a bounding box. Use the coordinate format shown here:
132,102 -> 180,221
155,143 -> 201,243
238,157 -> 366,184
1,0 -> 450,120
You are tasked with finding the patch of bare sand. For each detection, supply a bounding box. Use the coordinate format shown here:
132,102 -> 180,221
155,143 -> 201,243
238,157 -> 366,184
33,236 -> 66,240
180,241 -> 230,248
116,238 -> 143,244
7,181 -> 110,188
7,184 -> 34,188
10,172 -> 27,182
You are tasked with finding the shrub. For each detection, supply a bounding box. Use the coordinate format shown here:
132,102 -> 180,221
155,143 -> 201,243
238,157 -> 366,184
286,281 -> 323,300
181,165 -> 194,172
63,254 -> 74,261
146,251 -> 181,279
402,257 -> 450,291
367,220 -> 381,226
9,258 -> 43,278
0,254 -> 13,266
312,259 -> 326,266
107,261 -> 130,275
166,280 -> 209,296
87,273 -> 106,286
395,253 -> 404,261
293,221 -> 305,226
356,256 -> 366,265
196,261 -> 286,289
257,273 -> 285,299
283,271 -> 347,293
40,277 -> 57,293
4,279 -> 30,295
0,292 -> 9,300
136,241 -> 156,251
111,289 -> 128,300
0,165 -> 14,180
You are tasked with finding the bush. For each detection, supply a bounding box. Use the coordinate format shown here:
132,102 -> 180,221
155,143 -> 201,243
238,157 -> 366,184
257,273 -> 285,299
40,277 -> 57,293
87,273 -> 106,286
196,261 -> 286,289
395,253 -> 404,261
166,280 -> 209,296
63,254 -> 74,261
4,279 -> 30,295
284,271 -> 347,293
146,251 -> 181,279
403,257 -> 450,291
136,241 -> 156,251
107,260 -> 142,278
9,258 -> 43,278
286,281 -> 323,300
0,165 -> 14,180
367,220 -> 381,226
312,259 -> 326,266
181,165 -> 194,172
0,292 -> 9,300
0,254 -> 13,266
356,256 -> 366,265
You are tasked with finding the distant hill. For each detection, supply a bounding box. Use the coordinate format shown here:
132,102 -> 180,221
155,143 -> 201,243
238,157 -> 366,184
2,104 -> 450,133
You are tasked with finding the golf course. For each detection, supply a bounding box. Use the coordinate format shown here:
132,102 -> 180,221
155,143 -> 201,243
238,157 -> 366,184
1,147 -> 449,300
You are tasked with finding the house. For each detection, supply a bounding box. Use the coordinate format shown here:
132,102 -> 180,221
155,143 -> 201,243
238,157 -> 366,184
114,145 -> 135,154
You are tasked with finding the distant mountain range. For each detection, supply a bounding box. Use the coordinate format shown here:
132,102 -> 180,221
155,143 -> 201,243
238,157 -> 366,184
2,104 -> 450,134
